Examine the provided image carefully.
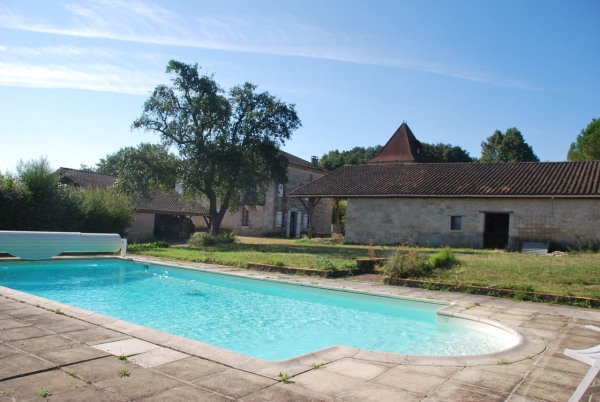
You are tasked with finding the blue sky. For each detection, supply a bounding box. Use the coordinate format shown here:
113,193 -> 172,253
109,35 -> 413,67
1,0 -> 598,173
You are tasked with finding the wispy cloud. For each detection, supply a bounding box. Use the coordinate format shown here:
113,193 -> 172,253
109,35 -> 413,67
0,61 -> 160,94
0,0 -> 533,89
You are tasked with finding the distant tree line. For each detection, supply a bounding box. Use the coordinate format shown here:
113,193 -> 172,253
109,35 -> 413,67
320,127 -> 542,170
0,158 -> 133,235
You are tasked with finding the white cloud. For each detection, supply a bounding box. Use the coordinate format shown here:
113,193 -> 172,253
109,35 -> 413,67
0,61 -> 161,94
0,0 -> 532,89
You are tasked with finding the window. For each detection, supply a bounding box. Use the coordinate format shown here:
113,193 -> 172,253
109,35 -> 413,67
302,214 -> 309,229
450,216 -> 462,231
277,184 -> 284,197
276,211 -> 283,227
242,209 -> 249,226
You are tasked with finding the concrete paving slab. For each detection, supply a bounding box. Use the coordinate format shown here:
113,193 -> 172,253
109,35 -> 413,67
0,317 -> 32,330
505,395 -> 546,402
8,334 -> 77,353
192,369 -> 278,399
0,342 -> 24,359
61,327 -> 131,344
373,366 -> 448,395
92,338 -> 161,356
526,366 -> 587,389
93,365 -> 183,399
515,377 -> 576,402
338,383 -> 422,402
6,307 -> 48,319
392,364 -> 463,379
26,318 -> 96,334
0,369 -> 83,401
61,357 -> 132,383
0,325 -> 54,342
534,355 -> 589,375
135,385 -> 232,402
428,381 -> 509,402
152,356 -> 228,382
323,358 -> 392,381
0,354 -> 56,381
520,320 -> 566,332
291,369 -> 363,398
130,347 -> 189,368
451,366 -> 524,392
38,344 -> 110,366
241,382 -> 331,402
41,385 -> 129,402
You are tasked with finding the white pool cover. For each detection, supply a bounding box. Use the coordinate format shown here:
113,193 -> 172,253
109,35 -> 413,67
0,231 -> 123,260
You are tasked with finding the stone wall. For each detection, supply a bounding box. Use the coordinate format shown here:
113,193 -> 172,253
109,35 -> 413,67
211,165 -> 332,237
125,212 -> 156,243
345,197 -> 600,248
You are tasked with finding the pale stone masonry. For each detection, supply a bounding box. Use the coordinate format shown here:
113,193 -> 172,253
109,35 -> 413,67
290,123 -> 600,249
345,197 -> 600,247
217,154 -> 333,237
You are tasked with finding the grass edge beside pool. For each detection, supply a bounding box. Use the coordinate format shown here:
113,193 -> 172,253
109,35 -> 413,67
129,237 -> 600,299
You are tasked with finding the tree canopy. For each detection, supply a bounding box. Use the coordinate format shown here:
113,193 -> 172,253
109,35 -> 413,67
97,143 -> 179,196
320,142 -> 472,170
480,128 -> 539,162
124,60 -> 301,234
567,118 -> 600,161
319,146 -> 383,170
421,143 -> 473,163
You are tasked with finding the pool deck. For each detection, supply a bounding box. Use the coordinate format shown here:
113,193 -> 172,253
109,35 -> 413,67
1,257 -> 599,401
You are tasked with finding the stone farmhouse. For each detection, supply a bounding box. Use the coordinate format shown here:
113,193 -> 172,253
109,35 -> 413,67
60,151 -> 333,241
202,152 -> 333,238
59,168 -> 209,242
290,123 -> 600,249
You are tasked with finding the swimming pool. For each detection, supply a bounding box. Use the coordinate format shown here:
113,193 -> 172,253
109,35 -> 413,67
0,258 -> 517,360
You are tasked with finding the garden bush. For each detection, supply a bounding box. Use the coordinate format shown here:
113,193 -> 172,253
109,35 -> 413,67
382,249 -> 430,279
127,241 -> 170,252
188,231 -> 237,247
428,247 -> 457,269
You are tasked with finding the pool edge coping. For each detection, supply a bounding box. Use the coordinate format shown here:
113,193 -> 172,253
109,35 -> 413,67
0,256 -> 546,379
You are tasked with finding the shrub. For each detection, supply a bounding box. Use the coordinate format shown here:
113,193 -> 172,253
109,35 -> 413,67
428,247 -> 458,269
382,249 -> 429,279
127,241 -> 170,252
313,257 -> 336,271
71,187 -> 135,236
575,236 -> 600,253
188,231 -> 237,247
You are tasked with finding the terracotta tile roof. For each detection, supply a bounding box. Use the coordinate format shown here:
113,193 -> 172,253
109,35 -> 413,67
367,123 -> 430,164
289,161 -> 600,198
58,168 -> 209,215
280,151 -> 328,172
59,168 -> 115,190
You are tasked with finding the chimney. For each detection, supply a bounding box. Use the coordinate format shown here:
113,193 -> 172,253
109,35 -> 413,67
311,156 -> 319,168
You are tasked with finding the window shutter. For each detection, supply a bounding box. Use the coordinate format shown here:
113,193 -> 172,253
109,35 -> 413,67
302,214 -> 308,229
276,211 -> 283,227
278,184 -> 284,197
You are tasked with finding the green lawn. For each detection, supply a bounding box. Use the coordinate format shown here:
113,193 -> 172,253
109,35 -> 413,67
131,236 -> 600,299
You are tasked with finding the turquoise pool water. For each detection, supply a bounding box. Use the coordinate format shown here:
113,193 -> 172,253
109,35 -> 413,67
0,259 -> 515,360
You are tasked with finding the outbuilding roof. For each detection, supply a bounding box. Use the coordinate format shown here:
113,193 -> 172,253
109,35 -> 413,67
59,168 -> 209,215
367,123 -> 430,164
289,161 -> 600,198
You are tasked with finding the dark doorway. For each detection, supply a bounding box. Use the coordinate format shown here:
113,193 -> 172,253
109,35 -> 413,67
289,212 -> 297,238
484,213 -> 510,249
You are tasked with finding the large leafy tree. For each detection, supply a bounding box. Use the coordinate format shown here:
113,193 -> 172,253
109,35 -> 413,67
567,118 -> 600,161
97,143 -> 179,195
421,143 -> 473,163
127,60 -> 301,234
480,128 -> 539,162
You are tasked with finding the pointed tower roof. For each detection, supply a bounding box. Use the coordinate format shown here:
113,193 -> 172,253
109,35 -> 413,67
367,123 -> 429,164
